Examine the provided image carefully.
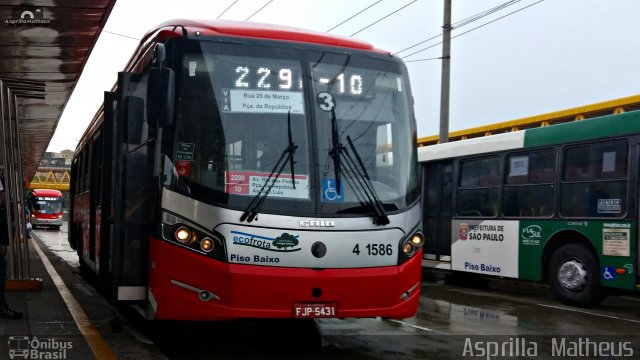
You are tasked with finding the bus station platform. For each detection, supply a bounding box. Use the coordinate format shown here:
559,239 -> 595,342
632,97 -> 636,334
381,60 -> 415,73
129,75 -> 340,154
0,233 -> 165,360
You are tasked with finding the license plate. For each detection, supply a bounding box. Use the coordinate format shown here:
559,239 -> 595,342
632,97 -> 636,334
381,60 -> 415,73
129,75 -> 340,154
293,303 -> 337,318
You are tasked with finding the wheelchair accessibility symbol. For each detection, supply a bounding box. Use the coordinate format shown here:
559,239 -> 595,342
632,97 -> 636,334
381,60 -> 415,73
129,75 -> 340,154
602,266 -> 616,281
322,178 -> 343,202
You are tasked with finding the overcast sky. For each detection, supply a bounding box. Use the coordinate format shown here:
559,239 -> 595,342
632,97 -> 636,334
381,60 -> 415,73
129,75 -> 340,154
47,0 -> 640,151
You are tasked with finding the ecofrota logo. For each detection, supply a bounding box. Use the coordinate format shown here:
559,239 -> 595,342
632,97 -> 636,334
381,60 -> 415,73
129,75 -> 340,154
8,336 -> 73,359
230,230 -> 301,252
5,6 -> 51,26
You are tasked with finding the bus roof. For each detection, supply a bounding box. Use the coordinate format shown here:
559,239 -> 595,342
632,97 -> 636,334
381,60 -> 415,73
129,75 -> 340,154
419,110 -> 640,162
141,19 -> 377,53
31,189 -> 63,197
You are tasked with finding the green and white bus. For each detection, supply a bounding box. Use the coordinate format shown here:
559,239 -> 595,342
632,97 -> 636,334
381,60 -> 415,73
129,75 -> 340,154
419,110 -> 640,306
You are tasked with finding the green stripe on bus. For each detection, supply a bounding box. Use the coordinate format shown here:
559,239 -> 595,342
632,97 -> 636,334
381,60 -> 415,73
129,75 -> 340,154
523,110 -> 640,148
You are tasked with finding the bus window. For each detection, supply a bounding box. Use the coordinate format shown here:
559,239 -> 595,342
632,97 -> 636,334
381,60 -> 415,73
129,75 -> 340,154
561,141 -> 627,217
456,156 -> 500,217
503,149 -> 556,217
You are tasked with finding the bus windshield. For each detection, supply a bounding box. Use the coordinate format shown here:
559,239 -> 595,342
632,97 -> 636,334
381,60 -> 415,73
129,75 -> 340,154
33,197 -> 63,214
171,39 -> 419,216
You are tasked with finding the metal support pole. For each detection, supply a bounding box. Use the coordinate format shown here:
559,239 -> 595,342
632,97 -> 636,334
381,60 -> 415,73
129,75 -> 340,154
0,78 -> 42,291
0,82 -> 32,281
0,83 -> 8,235
439,0 -> 452,144
11,93 -> 30,279
5,90 -> 20,279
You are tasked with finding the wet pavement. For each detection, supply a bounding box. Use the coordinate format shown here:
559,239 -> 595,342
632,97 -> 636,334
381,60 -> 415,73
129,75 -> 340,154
35,223 -> 79,267
23,224 -> 640,359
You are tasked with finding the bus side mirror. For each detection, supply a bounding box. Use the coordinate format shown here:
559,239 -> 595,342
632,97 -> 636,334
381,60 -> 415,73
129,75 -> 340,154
154,42 -> 166,64
147,67 -> 175,127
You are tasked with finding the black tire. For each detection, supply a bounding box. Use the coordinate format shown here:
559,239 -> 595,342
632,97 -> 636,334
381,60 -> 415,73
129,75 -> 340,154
548,243 -> 606,307
52,225 -> 61,231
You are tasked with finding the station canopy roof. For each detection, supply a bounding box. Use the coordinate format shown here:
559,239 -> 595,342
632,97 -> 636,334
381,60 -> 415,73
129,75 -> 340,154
0,0 -> 116,180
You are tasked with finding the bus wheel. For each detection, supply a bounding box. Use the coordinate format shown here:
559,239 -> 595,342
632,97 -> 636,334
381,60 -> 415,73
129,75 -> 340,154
548,243 -> 605,307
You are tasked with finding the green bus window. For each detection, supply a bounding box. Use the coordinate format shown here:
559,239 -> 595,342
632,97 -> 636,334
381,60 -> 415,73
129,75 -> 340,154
561,141 -> 628,218
457,156 -> 500,217
563,141 -> 627,181
503,149 -> 556,217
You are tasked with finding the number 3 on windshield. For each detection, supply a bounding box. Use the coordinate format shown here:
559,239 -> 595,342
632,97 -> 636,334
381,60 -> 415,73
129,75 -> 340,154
317,92 -> 335,112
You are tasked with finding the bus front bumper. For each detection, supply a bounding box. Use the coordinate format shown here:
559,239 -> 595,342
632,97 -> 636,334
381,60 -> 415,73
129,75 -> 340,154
148,238 -> 421,321
31,217 -> 63,227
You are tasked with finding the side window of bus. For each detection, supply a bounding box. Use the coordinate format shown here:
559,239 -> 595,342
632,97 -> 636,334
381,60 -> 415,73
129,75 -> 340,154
456,156 -> 500,217
71,160 -> 79,196
503,149 -> 556,217
561,141 -> 627,217
79,152 -> 88,193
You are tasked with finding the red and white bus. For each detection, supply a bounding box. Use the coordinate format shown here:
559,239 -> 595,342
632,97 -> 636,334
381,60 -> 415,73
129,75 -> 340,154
27,189 -> 64,230
69,20 -> 423,321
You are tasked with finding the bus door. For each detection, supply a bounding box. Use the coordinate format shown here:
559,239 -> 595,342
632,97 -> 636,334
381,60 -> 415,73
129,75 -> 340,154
89,90 -> 117,297
423,160 -> 454,261
109,72 -> 152,303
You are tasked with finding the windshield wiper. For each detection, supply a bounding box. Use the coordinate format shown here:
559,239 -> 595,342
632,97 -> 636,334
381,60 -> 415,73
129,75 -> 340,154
327,112 -> 389,225
341,135 -> 389,225
329,109 -> 342,196
240,112 -> 297,223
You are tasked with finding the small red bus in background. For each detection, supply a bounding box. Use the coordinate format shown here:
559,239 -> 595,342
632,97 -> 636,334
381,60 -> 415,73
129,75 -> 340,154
27,189 -> 64,230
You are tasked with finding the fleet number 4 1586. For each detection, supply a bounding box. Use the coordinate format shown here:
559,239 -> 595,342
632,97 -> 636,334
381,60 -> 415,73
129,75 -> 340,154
352,243 -> 393,256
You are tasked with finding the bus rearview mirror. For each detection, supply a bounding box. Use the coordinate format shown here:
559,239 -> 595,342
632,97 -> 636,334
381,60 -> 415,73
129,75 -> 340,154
147,68 -> 175,127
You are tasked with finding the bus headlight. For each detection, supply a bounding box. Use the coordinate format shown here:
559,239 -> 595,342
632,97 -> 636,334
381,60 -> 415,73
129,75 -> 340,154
175,226 -> 194,244
410,233 -> 424,247
161,212 -> 227,261
400,231 -> 424,257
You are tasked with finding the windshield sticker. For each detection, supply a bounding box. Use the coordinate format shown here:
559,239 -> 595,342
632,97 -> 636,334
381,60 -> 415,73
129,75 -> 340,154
222,89 -> 305,114
321,178 -> 344,202
175,160 -> 191,177
317,92 -> 336,112
176,142 -> 195,161
225,171 -> 309,199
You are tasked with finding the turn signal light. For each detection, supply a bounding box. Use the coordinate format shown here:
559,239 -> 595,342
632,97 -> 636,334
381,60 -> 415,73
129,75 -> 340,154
201,237 -> 214,252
